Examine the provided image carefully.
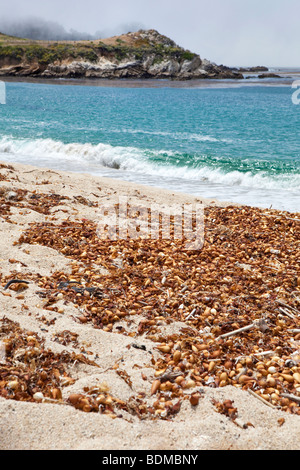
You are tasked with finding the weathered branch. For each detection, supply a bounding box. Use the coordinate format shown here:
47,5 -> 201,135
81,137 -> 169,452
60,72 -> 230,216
281,393 -> 300,404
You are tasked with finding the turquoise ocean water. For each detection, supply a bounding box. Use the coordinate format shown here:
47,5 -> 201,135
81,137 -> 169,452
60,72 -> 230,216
0,79 -> 299,212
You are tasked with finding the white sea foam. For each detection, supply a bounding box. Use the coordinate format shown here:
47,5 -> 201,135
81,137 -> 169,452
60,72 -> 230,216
107,128 -> 232,143
0,136 -> 299,194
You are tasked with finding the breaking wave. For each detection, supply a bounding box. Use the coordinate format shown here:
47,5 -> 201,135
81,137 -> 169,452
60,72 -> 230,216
0,136 -> 299,192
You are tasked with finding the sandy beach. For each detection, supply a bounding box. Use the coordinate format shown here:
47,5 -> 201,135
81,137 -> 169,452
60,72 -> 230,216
0,160 -> 299,451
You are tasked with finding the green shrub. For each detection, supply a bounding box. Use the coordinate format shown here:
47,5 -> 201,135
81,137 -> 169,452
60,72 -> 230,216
76,48 -> 98,63
181,50 -> 196,61
0,38 -> 196,68
0,45 -> 24,61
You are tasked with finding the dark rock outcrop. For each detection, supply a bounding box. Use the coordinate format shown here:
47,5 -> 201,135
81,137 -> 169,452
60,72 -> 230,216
239,66 -> 269,72
258,73 -> 281,79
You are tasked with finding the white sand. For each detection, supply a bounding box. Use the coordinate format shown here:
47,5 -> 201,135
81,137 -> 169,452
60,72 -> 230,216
0,161 -> 299,450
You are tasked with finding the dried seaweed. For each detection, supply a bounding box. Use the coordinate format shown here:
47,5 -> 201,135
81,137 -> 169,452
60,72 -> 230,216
1,199 -> 299,417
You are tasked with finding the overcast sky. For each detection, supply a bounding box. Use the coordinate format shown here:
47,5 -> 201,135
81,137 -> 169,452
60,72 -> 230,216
1,0 -> 299,67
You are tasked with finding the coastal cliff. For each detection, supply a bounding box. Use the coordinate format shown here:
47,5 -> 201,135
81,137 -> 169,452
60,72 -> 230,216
0,29 -> 244,80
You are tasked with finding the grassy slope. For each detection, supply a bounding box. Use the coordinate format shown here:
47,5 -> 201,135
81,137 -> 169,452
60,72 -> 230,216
0,30 -> 197,67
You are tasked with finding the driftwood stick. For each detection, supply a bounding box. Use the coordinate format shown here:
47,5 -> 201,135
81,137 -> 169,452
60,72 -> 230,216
287,329 -> 300,334
217,323 -> 255,340
276,300 -> 299,314
264,214 -> 300,222
281,393 -> 300,404
185,308 -> 197,321
216,318 -> 269,341
278,307 -> 296,320
248,389 -> 279,409
253,350 -> 274,357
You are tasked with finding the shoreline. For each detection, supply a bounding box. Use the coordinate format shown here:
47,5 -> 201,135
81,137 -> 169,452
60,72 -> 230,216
0,160 -> 299,450
0,159 -> 234,208
0,151 -> 298,214
1,74 -> 299,89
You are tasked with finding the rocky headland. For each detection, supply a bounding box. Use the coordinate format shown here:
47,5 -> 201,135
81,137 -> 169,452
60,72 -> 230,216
0,29 -> 245,80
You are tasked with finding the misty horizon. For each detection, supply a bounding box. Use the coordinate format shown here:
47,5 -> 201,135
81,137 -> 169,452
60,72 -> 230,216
0,0 -> 299,68
0,17 -> 146,43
